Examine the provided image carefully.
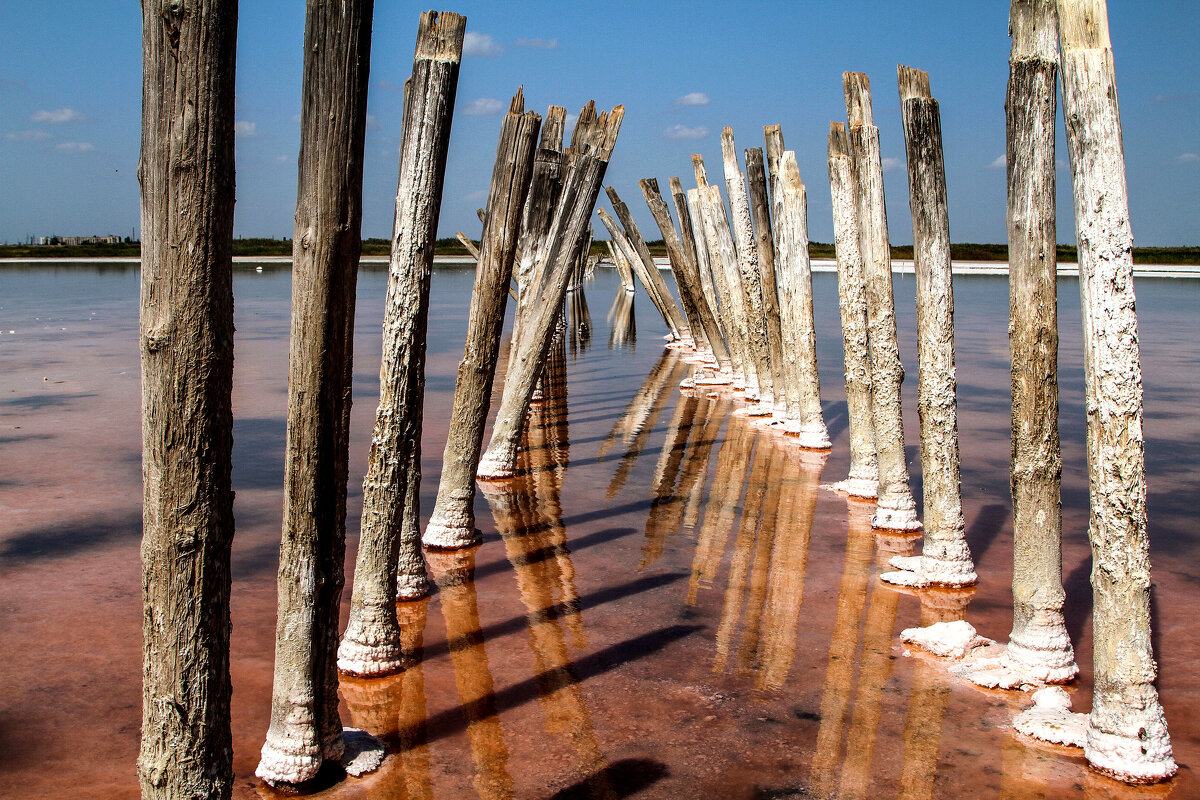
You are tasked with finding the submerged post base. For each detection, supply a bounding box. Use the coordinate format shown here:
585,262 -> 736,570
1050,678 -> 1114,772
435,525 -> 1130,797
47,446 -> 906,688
1014,687 -> 1087,748
1087,690 -> 1178,784
900,619 -> 994,660
831,475 -> 879,499
960,613 -> 1079,689
871,498 -> 922,532
337,632 -> 407,678
257,728 -> 384,790
881,554 -> 977,588
423,519 -> 483,551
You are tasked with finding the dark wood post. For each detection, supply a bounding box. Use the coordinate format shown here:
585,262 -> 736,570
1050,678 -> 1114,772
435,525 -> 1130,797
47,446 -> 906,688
606,186 -> 690,343
639,178 -> 711,357
336,11 -> 463,679
423,93 -> 541,550
843,72 -> 921,531
596,208 -> 679,339
138,0 -> 237,796
827,123 -> 879,498
881,67 -> 975,588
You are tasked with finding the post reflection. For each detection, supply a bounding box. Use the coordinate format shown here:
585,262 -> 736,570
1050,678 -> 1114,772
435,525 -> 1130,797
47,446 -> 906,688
606,287 -> 636,350
602,350 -> 687,498
687,413 -> 755,605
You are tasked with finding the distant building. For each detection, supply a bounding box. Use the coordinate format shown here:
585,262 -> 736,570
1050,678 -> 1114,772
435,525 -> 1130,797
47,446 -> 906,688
37,234 -> 123,246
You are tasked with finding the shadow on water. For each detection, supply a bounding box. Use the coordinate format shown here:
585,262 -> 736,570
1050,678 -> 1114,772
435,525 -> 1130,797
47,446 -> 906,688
0,510 -> 141,564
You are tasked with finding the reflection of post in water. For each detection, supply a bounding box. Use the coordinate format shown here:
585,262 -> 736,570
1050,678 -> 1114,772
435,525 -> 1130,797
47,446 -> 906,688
688,413 -> 755,604
810,500 -> 876,799
481,476 -> 616,800
606,286 -> 636,351
680,392 -> 730,530
838,530 -> 915,800
639,389 -> 700,569
754,447 -> 829,692
734,444 -> 782,676
604,351 -> 688,498
713,432 -> 774,673
426,549 -> 516,800
340,600 -> 434,800
896,587 -> 974,800
566,259 -> 592,358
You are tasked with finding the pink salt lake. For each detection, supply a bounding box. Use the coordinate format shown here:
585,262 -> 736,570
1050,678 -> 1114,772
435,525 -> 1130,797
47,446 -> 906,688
0,262 -> 1197,799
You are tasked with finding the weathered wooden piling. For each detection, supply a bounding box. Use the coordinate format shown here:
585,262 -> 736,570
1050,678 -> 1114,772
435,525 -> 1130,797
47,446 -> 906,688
256,0 -> 376,788
744,147 -> 787,415
596,208 -> 680,340
697,181 -> 756,395
137,0 -> 237,796
672,177 -> 727,360
826,123 -> 878,498
476,105 -> 625,480
773,149 -> 831,449
881,67 -> 975,588
336,11 -> 464,679
1057,0 -> 1175,782
605,239 -> 635,291
970,0 -> 1078,689
423,94 -> 541,551
683,186 -> 728,356
641,178 -> 732,377
721,128 -> 773,410
843,73 -> 921,530
606,186 -> 691,344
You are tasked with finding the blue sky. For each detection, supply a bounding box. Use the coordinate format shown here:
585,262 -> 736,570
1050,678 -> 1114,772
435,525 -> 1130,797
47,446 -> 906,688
1,1 -> 1196,246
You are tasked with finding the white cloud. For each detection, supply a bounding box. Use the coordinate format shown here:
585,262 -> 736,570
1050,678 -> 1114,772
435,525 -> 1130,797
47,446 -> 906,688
5,130 -> 50,141
463,32 -> 503,57
513,37 -> 558,49
55,141 -> 95,152
881,157 -> 902,172
1176,152 -> 1199,164
664,124 -> 708,140
465,188 -> 489,202
289,114 -> 301,124
375,79 -> 403,92
675,92 -> 710,107
32,107 -> 85,124
988,155 -> 1005,169
463,97 -> 504,116
235,120 -> 257,137
365,114 -> 379,130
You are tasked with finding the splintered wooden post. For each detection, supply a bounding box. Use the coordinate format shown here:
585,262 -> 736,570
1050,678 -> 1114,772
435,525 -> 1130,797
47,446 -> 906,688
983,0 -> 1079,686
256,0 -> 377,788
1057,0 -> 1175,782
697,181 -> 754,393
336,11 -> 464,680
826,123 -> 878,498
476,105 -> 625,480
881,66 -> 975,589
137,1 -> 237,797
640,178 -> 731,380
423,93 -> 541,550
843,72 -> 921,530
722,128 -> 773,409
596,208 -> 678,338
671,176 -> 733,377
774,150 -> 831,449
683,185 -> 728,357
639,178 -> 711,358
606,186 -> 690,343
605,239 -> 635,290
744,147 -> 788,415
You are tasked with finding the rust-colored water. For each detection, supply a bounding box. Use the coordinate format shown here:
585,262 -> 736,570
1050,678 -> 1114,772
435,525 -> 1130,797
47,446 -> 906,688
0,263 -> 1196,799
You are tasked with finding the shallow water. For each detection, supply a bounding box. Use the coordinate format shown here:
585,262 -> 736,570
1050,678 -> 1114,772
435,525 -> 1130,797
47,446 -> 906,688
0,262 -> 1197,799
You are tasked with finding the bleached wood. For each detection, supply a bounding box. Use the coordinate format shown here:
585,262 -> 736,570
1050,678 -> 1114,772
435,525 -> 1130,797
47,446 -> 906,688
745,147 -> 787,414
138,0 -> 237,796
843,72 -> 920,530
640,178 -> 710,354
826,123 -> 877,498
1057,0 -> 1175,782
596,209 -> 677,337
424,93 -> 540,550
881,66 -> 975,588
335,11 -> 463,686
606,186 -> 690,343
672,177 -> 732,374
697,183 -> 755,394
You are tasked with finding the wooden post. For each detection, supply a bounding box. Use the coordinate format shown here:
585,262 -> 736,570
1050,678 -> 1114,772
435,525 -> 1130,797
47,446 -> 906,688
605,239 -> 635,291
683,186 -> 728,361
696,182 -> 755,394
256,0 -> 377,788
827,123 -> 879,498
455,232 -> 480,259
596,208 -> 679,339
672,177 -> 727,362
722,128 -> 773,411
335,11 -> 463,680
843,73 -> 921,531
881,67 -> 975,589
1058,0 -> 1175,782
774,150 -> 831,449
606,186 -> 690,344
423,93 -> 541,551
137,0 -> 237,796
476,105 -> 625,480
639,178 -> 713,359
978,0 -> 1079,686
640,178 -> 732,377
744,147 -> 788,415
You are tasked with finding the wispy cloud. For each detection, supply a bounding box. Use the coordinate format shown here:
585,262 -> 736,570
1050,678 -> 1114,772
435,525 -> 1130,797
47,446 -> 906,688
988,155 -> 1005,169
1154,93 -> 1195,103
1177,152 -> 1199,164
664,124 -> 708,140
462,97 -> 504,116
32,107 -> 86,124
375,79 -> 403,92
675,92 -> 710,107
55,141 -> 95,152
235,120 -> 257,137
882,156 -> 902,172
463,32 -> 503,57
513,37 -> 557,49
365,114 -> 379,131
465,188 -> 489,202
6,130 -> 51,142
